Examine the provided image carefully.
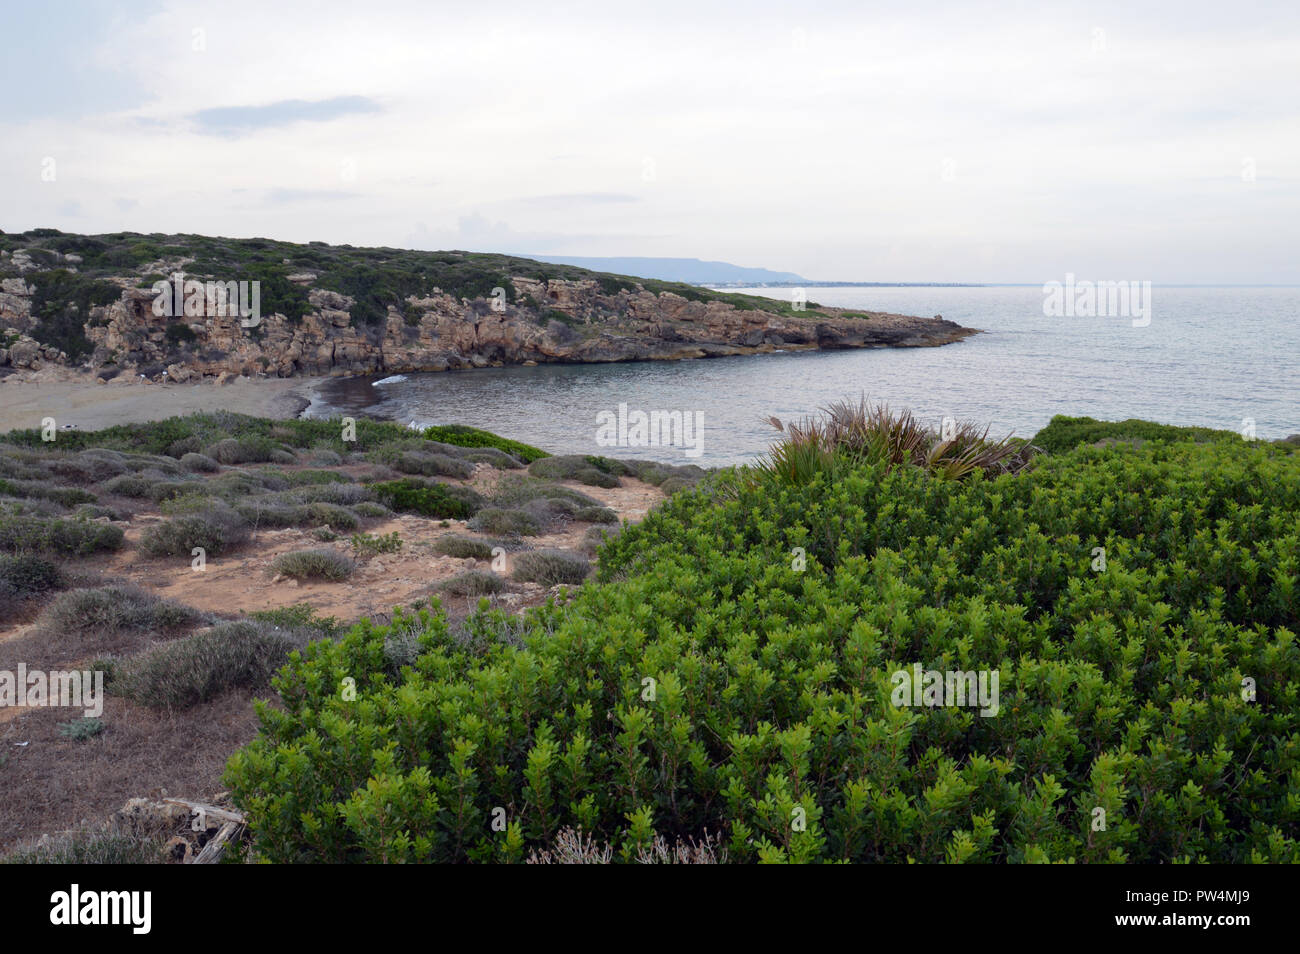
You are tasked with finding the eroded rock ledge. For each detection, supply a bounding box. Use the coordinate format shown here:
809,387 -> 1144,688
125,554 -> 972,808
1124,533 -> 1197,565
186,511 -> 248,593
1,270 -> 977,383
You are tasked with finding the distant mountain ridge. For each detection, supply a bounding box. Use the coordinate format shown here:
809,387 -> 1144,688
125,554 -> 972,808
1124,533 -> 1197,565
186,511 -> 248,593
525,256 -> 807,285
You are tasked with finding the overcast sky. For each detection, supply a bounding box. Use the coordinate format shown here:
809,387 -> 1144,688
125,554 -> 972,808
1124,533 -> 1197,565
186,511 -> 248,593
2,0 -> 1297,282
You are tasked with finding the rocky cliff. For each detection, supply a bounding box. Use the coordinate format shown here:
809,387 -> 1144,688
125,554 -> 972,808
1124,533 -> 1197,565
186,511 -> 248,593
0,231 -> 976,383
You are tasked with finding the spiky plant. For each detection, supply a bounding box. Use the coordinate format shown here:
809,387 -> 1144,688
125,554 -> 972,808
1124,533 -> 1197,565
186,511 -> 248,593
757,398 -> 1038,485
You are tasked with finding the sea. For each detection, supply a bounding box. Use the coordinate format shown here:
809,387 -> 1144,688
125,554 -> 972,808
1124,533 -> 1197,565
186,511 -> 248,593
304,285 -> 1299,468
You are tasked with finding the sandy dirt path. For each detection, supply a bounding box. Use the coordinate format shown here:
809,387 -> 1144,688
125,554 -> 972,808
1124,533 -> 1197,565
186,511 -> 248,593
0,369 -> 315,434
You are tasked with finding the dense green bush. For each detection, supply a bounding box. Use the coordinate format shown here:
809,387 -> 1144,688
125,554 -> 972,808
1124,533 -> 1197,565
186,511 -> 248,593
227,423 -> 1300,863
1031,415 -> 1245,454
371,478 -> 482,519
421,425 -> 548,463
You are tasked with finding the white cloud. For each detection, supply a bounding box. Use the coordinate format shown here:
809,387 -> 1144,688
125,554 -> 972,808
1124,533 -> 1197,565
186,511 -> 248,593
1,0 -> 1297,281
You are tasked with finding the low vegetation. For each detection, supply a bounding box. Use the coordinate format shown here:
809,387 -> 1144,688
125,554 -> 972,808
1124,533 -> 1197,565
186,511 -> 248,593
37,584 -> 203,638
106,621 -> 309,711
510,549 -> 591,586
223,408 -> 1299,863
270,549 -> 356,581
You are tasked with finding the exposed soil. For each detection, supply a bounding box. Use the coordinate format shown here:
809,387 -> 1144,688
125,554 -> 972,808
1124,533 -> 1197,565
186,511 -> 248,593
0,462 -> 663,854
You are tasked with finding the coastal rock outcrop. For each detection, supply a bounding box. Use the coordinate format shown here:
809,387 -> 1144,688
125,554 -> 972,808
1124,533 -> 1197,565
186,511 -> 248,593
0,234 -> 978,382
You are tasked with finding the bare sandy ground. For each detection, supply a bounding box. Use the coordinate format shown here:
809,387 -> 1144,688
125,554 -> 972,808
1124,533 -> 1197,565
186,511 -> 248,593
0,368 -> 314,434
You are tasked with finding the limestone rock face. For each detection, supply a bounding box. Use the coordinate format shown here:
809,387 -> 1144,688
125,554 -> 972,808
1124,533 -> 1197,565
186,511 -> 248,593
26,271 -> 976,382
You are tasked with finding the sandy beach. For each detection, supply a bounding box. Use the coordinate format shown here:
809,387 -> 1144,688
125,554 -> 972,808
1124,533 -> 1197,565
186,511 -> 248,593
0,369 -> 316,435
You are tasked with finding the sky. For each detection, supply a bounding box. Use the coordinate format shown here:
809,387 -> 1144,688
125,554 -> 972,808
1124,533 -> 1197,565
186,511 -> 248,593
1,0 -> 1298,283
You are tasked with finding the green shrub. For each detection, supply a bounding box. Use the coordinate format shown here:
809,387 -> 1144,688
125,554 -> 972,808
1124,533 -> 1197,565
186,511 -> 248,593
658,477 -> 694,496
206,436 -> 275,465
271,548 -> 355,581
181,452 -> 220,472
432,535 -> 495,560
0,553 -> 63,595
227,422 -> 1300,864
510,549 -> 591,586
285,482 -> 370,506
309,449 -> 343,466
48,453 -> 126,484
371,478 -> 482,519
352,501 -> 390,518
468,507 -> 540,537
101,474 -> 152,497
1032,415 -> 1242,454
234,501 -> 306,528
58,717 -> 105,740
249,603 -> 340,638
111,621 -> 304,710
0,477 -> 97,507
147,479 -> 203,503
304,502 -> 359,531
579,525 -> 620,556
528,455 -> 620,488
461,448 -> 525,469
439,570 -> 507,596
351,531 -> 402,557
490,475 -> 600,509
395,451 -> 474,479
0,516 -> 124,555
167,436 -> 203,458
574,506 -> 618,524
38,585 -> 202,637
420,425 -> 549,463
138,508 -> 248,557
159,492 -> 220,516
271,468 -> 354,487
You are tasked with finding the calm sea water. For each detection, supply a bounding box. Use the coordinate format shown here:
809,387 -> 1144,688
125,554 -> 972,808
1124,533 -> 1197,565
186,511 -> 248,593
307,285 -> 1299,467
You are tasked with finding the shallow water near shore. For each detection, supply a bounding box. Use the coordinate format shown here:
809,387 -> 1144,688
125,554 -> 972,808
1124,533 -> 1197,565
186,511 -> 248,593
307,285 -> 1299,467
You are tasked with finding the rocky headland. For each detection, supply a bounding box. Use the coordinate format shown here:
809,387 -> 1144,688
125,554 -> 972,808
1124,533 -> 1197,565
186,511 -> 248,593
0,230 -> 977,385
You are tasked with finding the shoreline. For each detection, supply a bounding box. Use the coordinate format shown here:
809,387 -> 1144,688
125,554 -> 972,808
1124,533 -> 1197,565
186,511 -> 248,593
0,368 -> 316,435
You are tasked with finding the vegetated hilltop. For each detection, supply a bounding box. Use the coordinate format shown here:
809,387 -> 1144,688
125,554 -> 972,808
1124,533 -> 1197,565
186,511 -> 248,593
220,409 -> 1300,863
0,230 -> 975,382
